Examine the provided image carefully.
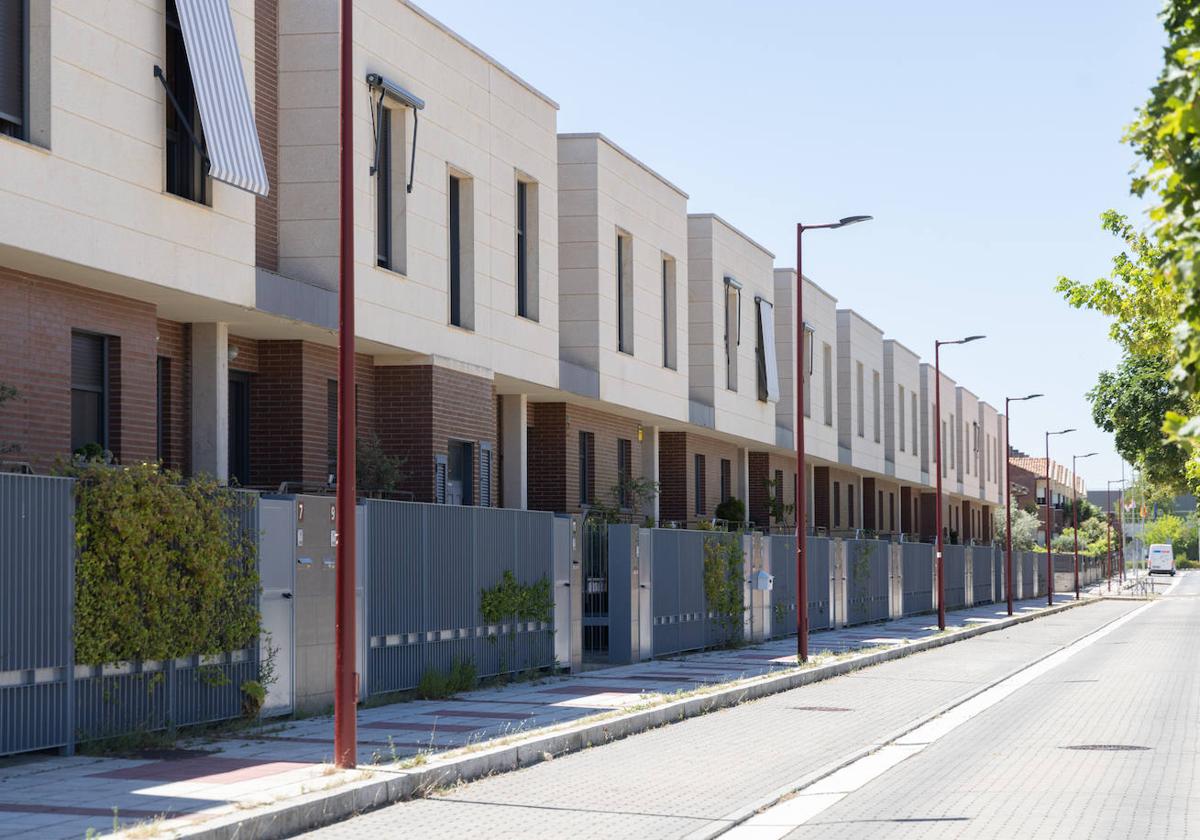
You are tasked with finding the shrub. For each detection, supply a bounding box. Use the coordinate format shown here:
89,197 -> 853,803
703,536 -> 744,647
714,497 -> 745,528
416,668 -> 450,700
240,680 -> 266,718
70,461 -> 260,666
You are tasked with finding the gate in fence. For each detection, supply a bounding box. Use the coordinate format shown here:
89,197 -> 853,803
581,518 -> 610,660
901,542 -> 934,615
943,545 -> 967,610
846,540 -> 890,625
1022,552 -> 1036,599
972,548 -> 993,605
993,547 -> 1005,602
767,536 -> 832,634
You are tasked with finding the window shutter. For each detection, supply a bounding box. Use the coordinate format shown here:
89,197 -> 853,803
0,1 -> 23,128
71,333 -> 106,389
435,454 -> 448,504
479,444 -> 492,507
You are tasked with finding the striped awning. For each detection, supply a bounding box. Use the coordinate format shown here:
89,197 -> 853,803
174,0 -> 268,197
757,298 -> 781,403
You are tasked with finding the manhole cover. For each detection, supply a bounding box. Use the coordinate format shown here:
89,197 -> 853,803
790,706 -> 853,712
1060,744 -> 1150,752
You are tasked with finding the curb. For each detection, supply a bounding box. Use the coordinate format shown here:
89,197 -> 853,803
167,597 -> 1095,840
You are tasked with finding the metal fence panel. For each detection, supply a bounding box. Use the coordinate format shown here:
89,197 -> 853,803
993,547 -> 1005,600
0,474 -> 74,755
767,536 -> 831,635
845,540 -> 890,625
943,545 -> 967,611
901,542 -> 934,616
364,500 -> 556,696
648,529 -> 738,657
1022,551 -> 1036,599
972,549 -> 993,605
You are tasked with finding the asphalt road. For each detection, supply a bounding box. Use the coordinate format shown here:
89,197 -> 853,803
296,590 -> 1162,839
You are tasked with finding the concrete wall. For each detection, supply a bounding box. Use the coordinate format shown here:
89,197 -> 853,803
883,339 -> 922,485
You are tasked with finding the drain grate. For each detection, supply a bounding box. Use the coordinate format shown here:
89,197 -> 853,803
1061,744 -> 1150,752
790,706 -> 854,713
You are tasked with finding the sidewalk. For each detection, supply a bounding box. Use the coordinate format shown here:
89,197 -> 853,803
0,592 -> 1098,839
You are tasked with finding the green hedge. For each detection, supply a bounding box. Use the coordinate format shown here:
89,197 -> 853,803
72,462 -> 260,666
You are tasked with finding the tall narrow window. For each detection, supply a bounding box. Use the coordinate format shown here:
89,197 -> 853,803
872,370 -> 881,443
942,420 -> 948,476
578,431 -> 595,506
617,438 -> 632,508
71,332 -> 108,453
694,454 -> 706,516
228,372 -> 251,486
755,298 -> 780,402
448,173 -> 474,329
375,107 -> 407,273
0,0 -> 25,139
949,414 -> 956,468
803,332 -> 813,418
662,256 -> 676,369
833,481 -> 841,527
156,357 -> 170,464
823,343 -> 833,426
724,277 -> 741,390
911,393 -> 918,456
617,231 -> 634,353
856,362 -> 865,438
720,458 -> 732,503
164,0 -> 208,203
515,178 -> 539,319
847,483 -> 856,528
898,385 -> 906,451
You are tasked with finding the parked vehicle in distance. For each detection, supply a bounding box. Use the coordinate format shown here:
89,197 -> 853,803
1147,543 -> 1176,576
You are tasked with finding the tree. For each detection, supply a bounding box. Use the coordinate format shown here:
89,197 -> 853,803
1088,356 -> 1190,493
1144,513 -> 1188,547
993,499 -> 1041,551
1060,497 -> 1101,527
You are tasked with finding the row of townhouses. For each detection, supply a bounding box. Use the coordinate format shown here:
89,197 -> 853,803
0,0 -> 1073,542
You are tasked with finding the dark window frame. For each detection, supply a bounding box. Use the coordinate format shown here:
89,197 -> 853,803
70,331 -> 109,453
0,0 -> 28,140
228,371 -> 252,486
578,431 -> 595,506
719,458 -> 731,503
449,174 -> 463,326
694,453 -> 706,516
156,356 -> 170,464
376,107 -> 393,268
164,0 -> 209,204
516,179 -> 529,318
617,437 -> 632,509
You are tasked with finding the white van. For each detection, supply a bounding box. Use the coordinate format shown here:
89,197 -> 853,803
1147,543 -> 1176,576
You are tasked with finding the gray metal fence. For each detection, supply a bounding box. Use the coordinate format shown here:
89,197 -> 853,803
901,542 -> 934,616
943,545 -> 967,610
845,540 -> 890,625
993,547 -> 1005,601
1022,551 -> 1036,599
0,475 -> 260,757
364,500 -> 556,696
648,529 -> 740,657
972,548 -> 993,605
767,535 -> 832,634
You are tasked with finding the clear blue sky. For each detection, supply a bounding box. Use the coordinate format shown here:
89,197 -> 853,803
419,0 -> 1164,491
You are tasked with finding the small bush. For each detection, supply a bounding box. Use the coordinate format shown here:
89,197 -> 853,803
714,497 -> 745,528
448,658 -> 477,693
241,680 -> 266,719
417,669 -> 451,700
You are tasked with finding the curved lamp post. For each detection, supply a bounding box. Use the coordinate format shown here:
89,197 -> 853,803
795,215 -> 871,662
1071,452 -> 1097,598
934,335 -> 985,630
1044,428 -> 1075,605
1003,394 -> 1041,615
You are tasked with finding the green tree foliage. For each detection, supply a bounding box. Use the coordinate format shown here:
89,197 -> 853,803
1144,513 -> 1189,547
71,462 -> 260,665
992,499 -> 1041,551
702,537 -> 744,646
1088,356 -> 1190,493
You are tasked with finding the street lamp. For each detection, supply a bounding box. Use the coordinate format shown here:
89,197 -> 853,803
1004,394 -> 1041,615
934,335 -> 986,630
1044,428 -> 1075,606
795,215 -> 872,662
1071,452 -> 1098,599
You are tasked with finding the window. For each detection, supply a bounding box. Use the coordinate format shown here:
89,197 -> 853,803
71,332 -> 108,453
803,333 -> 813,418
949,414 -> 956,468
448,173 -> 475,329
156,357 -> 169,464
833,481 -> 841,527
823,344 -> 833,426
375,107 -> 407,273
617,438 -> 632,508
164,0 -> 208,203
0,0 -> 25,138
941,420 -> 948,476
720,458 -> 732,503
724,277 -> 741,390
694,454 -> 706,516
911,393 -> 918,457
847,483 -> 856,528
755,298 -> 780,402
872,370 -> 881,443
898,385 -> 906,451
516,178 -> 539,320
889,492 -> 895,531
856,362 -> 865,438
447,440 -> 473,505
579,431 -> 594,506
662,256 -> 676,369
228,372 -> 251,486
617,232 -> 633,354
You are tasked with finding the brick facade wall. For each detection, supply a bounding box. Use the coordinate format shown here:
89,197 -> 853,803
376,365 -> 495,504
254,0 -> 279,271
0,268 -> 157,470
655,432 -> 742,524
156,319 -> 191,473
525,402 -> 642,515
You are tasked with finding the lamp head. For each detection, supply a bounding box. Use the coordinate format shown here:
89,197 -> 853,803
836,215 -> 873,228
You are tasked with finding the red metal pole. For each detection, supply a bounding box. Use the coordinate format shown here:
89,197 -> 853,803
1106,485 -> 1112,592
935,343 -> 945,630
1072,458 -> 1079,599
1004,401 -> 1013,615
795,226 -> 808,663
334,0 -> 357,769
1044,433 -> 1053,606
